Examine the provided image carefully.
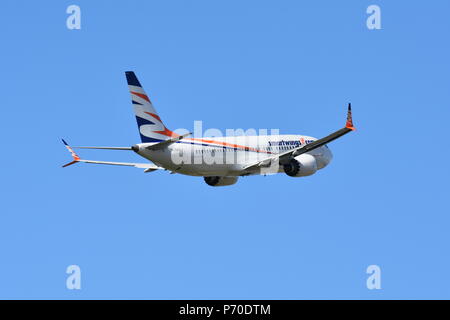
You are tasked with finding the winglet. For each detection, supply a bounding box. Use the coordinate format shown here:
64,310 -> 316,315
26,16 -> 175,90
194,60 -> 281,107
62,139 -> 81,167
345,103 -> 356,131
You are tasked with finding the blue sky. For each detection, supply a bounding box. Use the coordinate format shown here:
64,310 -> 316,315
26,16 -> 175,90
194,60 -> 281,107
0,0 -> 449,299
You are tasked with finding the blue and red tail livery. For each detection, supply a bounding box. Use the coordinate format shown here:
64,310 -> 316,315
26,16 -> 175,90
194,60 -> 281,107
125,71 -> 142,87
125,71 -> 176,143
62,72 -> 355,187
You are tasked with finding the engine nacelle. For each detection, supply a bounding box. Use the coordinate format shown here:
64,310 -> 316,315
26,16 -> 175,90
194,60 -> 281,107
283,154 -> 317,177
204,176 -> 239,187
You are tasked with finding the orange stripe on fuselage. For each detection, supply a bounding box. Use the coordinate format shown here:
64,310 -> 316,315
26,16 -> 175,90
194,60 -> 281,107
185,138 -> 271,154
139,111 -> 271,153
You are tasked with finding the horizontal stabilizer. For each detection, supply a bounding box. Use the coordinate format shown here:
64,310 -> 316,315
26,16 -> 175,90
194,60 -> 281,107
72,146 -> 132,150
145,132 -> 191,150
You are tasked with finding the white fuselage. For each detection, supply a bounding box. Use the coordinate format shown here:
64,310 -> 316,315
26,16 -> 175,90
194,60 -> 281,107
62,72 -> 354,187
133,135 -> 333,177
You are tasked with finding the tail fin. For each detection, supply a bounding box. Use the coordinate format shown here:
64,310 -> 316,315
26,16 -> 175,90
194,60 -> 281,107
125,71 -> 176,142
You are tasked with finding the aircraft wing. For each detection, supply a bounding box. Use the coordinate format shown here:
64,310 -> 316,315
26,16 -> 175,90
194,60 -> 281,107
244,103 -> 356,171
61,139 -> 163,173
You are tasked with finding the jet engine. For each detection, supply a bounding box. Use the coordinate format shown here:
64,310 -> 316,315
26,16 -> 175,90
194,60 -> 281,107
283,154 -> 317,177
204,176 -> 239,187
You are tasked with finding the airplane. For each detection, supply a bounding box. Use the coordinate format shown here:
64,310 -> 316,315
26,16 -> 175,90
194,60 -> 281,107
62,71 -> 355,187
